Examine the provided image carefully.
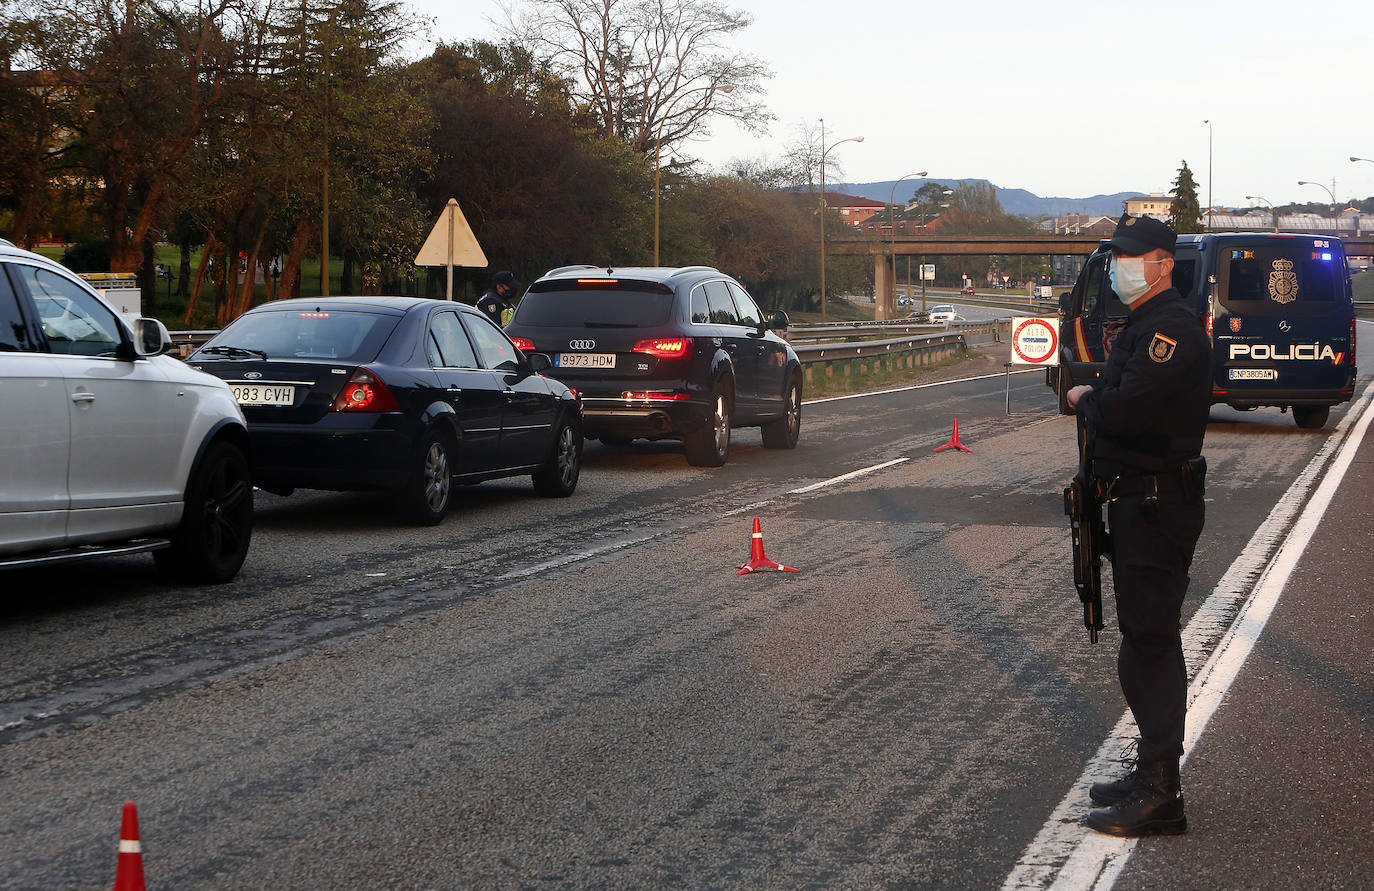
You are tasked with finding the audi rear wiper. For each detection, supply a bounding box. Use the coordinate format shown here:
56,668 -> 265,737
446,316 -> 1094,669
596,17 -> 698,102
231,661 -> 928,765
199,345 -> 269,360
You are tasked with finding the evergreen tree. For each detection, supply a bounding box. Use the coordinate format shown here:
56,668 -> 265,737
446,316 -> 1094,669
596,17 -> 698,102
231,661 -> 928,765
1170,161 -> 1203,233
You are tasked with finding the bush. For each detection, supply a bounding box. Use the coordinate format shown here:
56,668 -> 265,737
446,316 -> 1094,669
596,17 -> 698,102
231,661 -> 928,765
60,240 -> 112,272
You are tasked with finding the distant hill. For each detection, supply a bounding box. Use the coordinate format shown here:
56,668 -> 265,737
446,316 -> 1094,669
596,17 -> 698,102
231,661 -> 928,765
839,179 -> 1138,219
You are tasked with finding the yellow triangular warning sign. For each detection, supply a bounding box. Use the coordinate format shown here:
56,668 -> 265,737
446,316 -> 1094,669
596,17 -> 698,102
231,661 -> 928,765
415,199 -> 488,267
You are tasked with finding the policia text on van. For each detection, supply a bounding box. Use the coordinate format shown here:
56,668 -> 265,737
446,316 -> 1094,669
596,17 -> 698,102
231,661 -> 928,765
1048,232 -> 1357,428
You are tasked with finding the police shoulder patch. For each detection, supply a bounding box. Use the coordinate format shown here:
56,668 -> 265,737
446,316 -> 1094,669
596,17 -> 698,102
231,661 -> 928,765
1148,332 -> 1178,363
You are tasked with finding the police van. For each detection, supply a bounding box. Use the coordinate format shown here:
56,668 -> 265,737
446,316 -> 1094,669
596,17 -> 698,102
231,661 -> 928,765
1048,231 -> 1358,428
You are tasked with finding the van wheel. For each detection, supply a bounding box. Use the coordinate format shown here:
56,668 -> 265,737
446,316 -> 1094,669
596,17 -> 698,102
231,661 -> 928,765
684,378 -> 733,467
1292,405 -> 1329,429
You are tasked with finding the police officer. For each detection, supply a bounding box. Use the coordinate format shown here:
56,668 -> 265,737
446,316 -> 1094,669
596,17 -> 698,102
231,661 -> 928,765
1066,214 -> 1211,837
478,271 -> 519,326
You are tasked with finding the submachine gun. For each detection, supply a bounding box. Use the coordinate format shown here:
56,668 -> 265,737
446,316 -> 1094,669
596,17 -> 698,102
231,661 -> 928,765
1064,412 -> 1107,642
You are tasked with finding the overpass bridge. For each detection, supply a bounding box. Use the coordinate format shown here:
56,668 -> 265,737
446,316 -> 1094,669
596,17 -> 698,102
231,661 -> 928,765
827,234 -> 1374,319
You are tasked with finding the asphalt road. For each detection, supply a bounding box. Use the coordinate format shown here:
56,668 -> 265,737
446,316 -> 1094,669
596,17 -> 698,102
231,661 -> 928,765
2,332 -> 1370,889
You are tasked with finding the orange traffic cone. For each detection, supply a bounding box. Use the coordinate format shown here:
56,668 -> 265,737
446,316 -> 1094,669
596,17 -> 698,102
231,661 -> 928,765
111,801 -> 146,891
933,418 -> 972,453
736,516 -> 799,575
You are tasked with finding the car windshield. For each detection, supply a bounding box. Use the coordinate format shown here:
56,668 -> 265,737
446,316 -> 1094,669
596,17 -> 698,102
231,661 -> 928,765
515,287 -> 675,328
200,309 -> 400,361
932,305 -> 953,312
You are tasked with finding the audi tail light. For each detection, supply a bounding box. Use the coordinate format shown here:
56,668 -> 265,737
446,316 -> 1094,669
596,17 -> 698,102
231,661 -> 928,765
332,367 -> 401,412
622,390 -> 690,401
509,335 -> 536,352
632,337 -> 692,359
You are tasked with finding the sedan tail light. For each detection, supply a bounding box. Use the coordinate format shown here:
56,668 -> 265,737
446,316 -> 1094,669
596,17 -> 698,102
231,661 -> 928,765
632,337 -> 692,359
331,367 -> 401,412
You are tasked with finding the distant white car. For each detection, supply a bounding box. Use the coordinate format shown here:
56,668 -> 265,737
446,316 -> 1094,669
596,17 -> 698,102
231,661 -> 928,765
928,304 -> 958,324
0,240 -> 253,583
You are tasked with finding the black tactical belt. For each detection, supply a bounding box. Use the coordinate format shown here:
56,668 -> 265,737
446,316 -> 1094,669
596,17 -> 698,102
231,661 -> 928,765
1094,458 -> 1205,503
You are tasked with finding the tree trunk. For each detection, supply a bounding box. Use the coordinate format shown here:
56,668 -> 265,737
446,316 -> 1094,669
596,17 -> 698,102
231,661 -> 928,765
278,218 -> 314,305
183,233 -> 221,326
141,238 -> 157,317
178,242 -> 191,298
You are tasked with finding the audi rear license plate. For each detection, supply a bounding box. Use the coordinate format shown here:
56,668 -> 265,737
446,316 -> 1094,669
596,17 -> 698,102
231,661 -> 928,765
232,384 -> 295,405
1228,368 -> 1278,381
556,353 -> 615,368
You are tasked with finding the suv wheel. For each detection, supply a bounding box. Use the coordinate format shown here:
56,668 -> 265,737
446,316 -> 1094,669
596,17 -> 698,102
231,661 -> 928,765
684,378 -> 733,467
1292,405 -> 1329,429
533,417 -> 582,497
761,375 -> 801,449
155,439 -> 254,584
400,427 -> 453,525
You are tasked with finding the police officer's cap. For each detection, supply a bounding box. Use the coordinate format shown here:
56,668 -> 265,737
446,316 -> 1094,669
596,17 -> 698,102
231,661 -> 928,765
1106,214 -> 1177,256
492,270 -> 520,289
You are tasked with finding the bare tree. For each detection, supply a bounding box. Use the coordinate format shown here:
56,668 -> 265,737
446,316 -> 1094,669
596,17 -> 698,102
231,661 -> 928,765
506,0 -> 770,156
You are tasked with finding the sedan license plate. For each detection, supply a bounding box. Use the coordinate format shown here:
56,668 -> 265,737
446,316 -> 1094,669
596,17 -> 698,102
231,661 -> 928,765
232,384 -> 295,405
556,353 -> 615,369
1228,368 -> 1277,381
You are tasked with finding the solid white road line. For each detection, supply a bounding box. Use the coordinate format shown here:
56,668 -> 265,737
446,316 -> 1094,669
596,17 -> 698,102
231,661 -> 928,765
804,368 -> 1040,405
1002,379 -> 1374,890
788,458 -> 910,494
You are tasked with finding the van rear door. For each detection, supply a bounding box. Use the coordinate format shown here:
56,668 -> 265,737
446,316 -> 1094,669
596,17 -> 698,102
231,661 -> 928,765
1211,235 -> 1355,406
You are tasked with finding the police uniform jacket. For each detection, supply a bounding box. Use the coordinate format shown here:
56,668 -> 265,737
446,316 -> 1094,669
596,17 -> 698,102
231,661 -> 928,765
1078,287 -> 1211,478
477,289 -> 511,325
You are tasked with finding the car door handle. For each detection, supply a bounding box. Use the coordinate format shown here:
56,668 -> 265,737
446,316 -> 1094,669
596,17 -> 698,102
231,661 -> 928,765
71,392 -> 96,404
447,386 -> 462,393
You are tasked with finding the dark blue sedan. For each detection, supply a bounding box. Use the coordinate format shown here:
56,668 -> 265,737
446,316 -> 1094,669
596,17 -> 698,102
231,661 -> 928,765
189,297 -> 583,525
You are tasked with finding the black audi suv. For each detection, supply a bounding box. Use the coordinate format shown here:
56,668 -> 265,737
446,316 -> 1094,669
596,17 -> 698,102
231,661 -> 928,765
503,266 -> 801,466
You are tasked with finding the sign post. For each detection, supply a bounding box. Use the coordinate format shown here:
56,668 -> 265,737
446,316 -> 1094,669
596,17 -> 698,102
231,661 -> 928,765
415,199 -> 488,300
1005,315 -> 1060,414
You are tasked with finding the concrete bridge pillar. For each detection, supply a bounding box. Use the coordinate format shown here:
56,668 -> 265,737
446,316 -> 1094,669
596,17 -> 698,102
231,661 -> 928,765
874,254 -> 893,320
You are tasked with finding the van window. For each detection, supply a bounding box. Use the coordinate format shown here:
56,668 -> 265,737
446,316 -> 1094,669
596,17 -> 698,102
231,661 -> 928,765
1218,243 -> 1343,315
1171,258 -> 1197,301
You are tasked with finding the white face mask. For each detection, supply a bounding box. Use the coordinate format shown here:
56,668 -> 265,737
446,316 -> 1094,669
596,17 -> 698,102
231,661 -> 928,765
1108,256 -> 1164,305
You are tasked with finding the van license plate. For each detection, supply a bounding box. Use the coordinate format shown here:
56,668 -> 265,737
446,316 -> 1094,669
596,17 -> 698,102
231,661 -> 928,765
1228,368 -> 1277,381
556,353 -> 615,368
232,384 -> 295,405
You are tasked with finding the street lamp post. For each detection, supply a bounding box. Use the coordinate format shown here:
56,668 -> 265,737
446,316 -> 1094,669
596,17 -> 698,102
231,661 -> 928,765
818,118 -> 863,323
1246,195 -> 1278,232
1297,179 -> 1337,233
886,171 -> 927,317
917,193 -> 952,311
1203,119 -> 1213,231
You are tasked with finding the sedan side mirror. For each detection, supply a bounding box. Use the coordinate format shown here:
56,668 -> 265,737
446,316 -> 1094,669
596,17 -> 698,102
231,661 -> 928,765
528,352 -> 552,373
766,309 -> 790,331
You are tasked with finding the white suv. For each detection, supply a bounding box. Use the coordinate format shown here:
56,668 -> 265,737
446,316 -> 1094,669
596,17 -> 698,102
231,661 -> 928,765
0,240 -> 253,583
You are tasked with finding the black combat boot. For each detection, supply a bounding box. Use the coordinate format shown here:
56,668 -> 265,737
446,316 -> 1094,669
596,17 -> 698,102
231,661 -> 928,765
1089,740 -> 1139,806
1085,758 -> 1186,837
1089,765 -> 1140,806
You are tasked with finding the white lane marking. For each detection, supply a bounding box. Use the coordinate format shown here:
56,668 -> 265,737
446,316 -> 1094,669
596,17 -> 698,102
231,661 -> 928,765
804,369 -> 1040,405
788,458 -> 910,494
1003,380 -> 1374,891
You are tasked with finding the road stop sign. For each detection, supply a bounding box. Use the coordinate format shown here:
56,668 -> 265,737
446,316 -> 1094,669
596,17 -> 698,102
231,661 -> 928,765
1010,316 -> 1060,365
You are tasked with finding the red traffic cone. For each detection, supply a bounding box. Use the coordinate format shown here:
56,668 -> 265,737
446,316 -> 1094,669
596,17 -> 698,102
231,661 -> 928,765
111,801 -> 146,891
933,418 -> 972,453
736,517 -> 799,575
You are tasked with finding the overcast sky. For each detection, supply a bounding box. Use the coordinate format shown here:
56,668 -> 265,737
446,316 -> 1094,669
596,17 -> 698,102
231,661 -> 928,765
404,0 -> 1374,208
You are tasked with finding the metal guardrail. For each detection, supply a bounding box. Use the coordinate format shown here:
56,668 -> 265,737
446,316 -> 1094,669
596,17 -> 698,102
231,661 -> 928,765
791,332 -> 968,364
169,329 -> 216,357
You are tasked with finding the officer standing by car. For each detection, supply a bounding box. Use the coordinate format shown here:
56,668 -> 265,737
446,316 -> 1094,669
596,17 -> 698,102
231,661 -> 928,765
478,271 -> 519,326
1066,214 -> 1211,837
